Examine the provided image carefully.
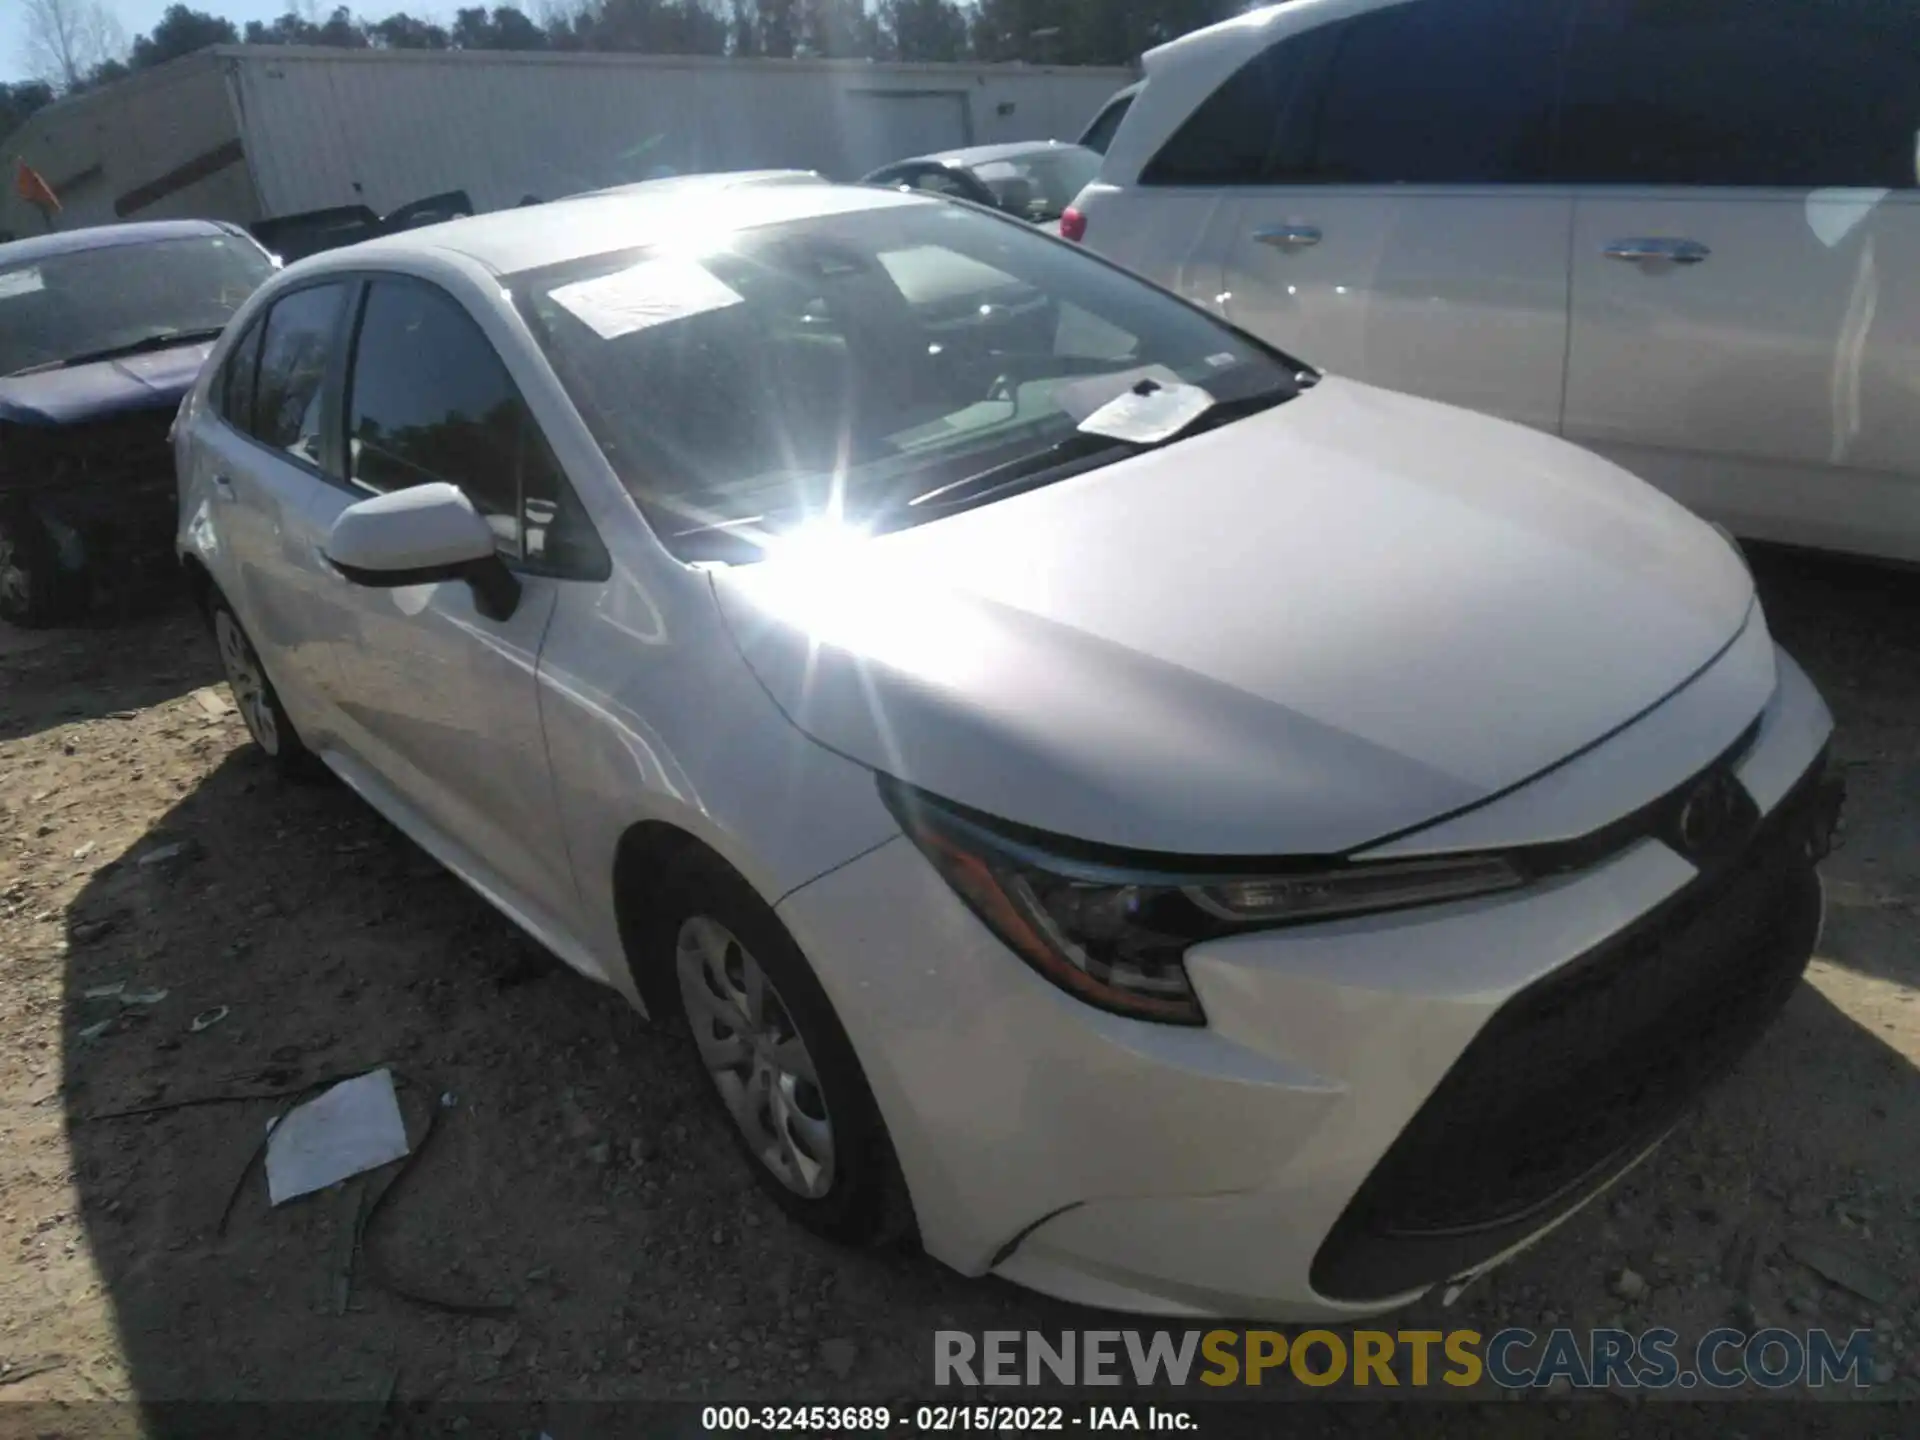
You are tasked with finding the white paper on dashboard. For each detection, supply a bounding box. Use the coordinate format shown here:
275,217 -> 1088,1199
0,268 -> 46,300
549,259 -> 743,340
1075,380 -> 1216,445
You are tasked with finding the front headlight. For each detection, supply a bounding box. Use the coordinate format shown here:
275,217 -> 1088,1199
881,782 -> 1526,1026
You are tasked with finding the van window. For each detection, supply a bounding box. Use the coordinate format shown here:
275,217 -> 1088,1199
1079,90 -> 1137,156
1281,0 -> 1568,185
1140,35 -> 1323,186
1557,0 -> 1920,189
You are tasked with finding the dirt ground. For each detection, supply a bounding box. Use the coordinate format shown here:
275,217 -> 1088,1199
1,545 -> 1917,1421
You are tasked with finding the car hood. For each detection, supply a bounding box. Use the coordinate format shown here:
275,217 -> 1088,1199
0,342 -> 214,426
712,378 -> 1757,856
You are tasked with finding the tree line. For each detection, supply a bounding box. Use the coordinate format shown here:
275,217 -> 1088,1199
8,0 -> 1251,139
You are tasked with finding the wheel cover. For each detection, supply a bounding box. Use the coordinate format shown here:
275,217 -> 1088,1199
0,525 -> 30,613
214,610 -> 280,756
675,915 -> 835,1199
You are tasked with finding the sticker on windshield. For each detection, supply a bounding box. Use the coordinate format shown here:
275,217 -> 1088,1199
0,268 -> 46,300
549,258 -> 743,340
1205,352 -> 1237,368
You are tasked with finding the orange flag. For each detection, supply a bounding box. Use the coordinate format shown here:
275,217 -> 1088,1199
15,160 -> 60,214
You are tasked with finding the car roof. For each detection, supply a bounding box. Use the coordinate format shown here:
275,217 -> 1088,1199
1144,0 -> 1398,71
306,180 -> 929,278
0,218 -> 236,268
574,170 -> 828,200
883,140 -> 1090,170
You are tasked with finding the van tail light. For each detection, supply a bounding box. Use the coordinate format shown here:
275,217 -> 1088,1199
1058,206 -> 1087,243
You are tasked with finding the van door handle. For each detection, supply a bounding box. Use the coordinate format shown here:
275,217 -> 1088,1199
1253,224 -> 1322,251
211,474 -> 236,500
1603,237 -> 1710,265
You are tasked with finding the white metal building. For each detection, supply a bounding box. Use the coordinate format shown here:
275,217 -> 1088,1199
0,45 -> 1135,237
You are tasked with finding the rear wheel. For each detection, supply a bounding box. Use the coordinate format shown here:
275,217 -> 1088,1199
661,861 -> 906,1243
0,506 -> 80,628
211,598 -> 318,778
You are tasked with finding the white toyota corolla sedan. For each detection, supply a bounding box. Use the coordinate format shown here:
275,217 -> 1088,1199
173,178 -> 1844,1319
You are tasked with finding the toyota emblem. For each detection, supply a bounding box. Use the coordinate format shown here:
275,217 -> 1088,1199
1675,770 -> 1752,859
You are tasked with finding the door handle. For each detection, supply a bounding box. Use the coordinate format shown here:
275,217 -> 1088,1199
1253,224 -> 1322,251
1603,237 -> 1710,265
211,474 -> 236,501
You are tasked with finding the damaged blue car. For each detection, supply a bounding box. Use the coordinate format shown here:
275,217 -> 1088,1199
0,220 -> 276,626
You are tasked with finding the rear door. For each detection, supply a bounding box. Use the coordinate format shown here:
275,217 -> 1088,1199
1558,0 -> 1920,560
191,280 -> 354,725
308,273 -> 606,924
1213,0 -> 1577,433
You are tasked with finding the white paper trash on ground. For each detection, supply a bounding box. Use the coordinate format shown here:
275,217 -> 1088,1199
265,1068 -> 411,1206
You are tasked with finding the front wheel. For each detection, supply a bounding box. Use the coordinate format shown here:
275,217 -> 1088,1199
0,505 -> 80,628
664,862 -> 907,1244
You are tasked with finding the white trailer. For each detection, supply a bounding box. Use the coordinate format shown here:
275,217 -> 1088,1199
0,45 -> 1134,239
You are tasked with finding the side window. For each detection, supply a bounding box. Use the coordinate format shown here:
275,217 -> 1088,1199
1140,28 -> 1327,186
1284,0 -> 1567,185
909,170 -> 972,199
1079,91 -> 1135,156
1558,0 -> 1920,189
345,278 -> 603,574
216,317 -> 263,433
252,283 -> 349,466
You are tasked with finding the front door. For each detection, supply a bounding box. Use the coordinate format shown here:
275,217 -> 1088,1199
310,274 -> 587,926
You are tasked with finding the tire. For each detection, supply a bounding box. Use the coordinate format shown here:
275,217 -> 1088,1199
659,859 -> 907,1245
0,505 -> 82,628
209,596 -> 320,779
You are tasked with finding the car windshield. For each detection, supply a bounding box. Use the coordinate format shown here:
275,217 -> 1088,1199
0,234 -> 275,376
966,147 -> 1102,222
512,200 -> 1299,560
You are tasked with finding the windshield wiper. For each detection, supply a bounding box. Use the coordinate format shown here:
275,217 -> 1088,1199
900,430 -> 1137,515
669,376 -> 1313,559
53,327 -> 227,369
1161,382 -> 1303,439
900,380 -> 1302,517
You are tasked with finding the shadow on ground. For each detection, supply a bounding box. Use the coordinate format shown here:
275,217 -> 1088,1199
1748,545 -> 1920,991
55,747 -> 1077,1413
0,603 -> 219,746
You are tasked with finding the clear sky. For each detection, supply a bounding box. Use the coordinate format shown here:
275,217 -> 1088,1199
5,1 -> 429,83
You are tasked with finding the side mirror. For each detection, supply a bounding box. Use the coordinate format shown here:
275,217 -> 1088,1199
324,482 -> 521,621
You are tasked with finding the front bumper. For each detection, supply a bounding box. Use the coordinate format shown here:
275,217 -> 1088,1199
775,647 -> 1837,1319
1,408 -> 181,587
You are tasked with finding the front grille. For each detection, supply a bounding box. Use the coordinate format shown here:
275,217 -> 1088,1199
60,409 -> 177,493
1311,753 -> 1840,1303
3,406 -> 175,499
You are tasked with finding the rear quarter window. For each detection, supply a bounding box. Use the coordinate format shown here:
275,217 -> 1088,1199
250,282 -> 349,467
1141,32 -> 1326,185
216,318 -> 264,432
1079,91 -> 1137,156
